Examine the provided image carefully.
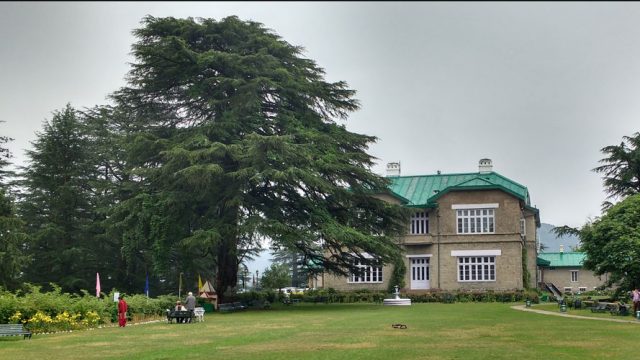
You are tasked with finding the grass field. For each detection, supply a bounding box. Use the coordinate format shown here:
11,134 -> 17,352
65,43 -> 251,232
1,302 -> 638,359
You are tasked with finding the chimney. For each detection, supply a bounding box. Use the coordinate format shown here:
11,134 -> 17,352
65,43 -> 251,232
386,162 -> 401,177
479,158 -> 493,174
559,244 -> 564,254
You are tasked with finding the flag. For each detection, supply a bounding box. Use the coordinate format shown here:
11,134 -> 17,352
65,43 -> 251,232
198,274 -> 203,293
96,272 -> 101,298
144,274 -> 149,297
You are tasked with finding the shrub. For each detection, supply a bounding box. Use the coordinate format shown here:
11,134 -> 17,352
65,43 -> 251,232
0,284 -> 172,333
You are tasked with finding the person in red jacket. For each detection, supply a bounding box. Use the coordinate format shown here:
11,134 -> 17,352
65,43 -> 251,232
118,295 -> 128,327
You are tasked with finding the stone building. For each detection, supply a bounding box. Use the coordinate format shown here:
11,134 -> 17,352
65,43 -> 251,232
322,159 -> 540,293
537,250 -> 609,294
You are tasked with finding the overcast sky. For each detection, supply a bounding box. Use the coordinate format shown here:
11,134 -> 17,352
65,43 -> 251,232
2,2 -> 640,234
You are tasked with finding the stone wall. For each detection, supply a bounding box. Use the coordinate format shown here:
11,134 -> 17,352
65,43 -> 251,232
541,267 -> 608,293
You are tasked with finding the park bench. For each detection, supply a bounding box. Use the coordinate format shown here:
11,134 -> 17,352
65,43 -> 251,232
590,302 -> 609,313
166,309 -> 194,323
218,303 -> 235,313
218,302 -> 247,313
610,303 -> 630,316
232,302 -> 247,311
0,324 -> 32,339
247,300 -> 271,310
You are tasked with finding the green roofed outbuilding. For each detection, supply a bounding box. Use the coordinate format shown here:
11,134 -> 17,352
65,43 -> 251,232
537,251 -> 610,294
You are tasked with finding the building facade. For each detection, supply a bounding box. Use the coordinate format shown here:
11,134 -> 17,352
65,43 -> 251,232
322,159 -> 540,293
537,251 -> 609,294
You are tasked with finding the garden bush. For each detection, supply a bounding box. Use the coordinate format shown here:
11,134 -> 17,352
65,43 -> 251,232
0,284 -> 173,333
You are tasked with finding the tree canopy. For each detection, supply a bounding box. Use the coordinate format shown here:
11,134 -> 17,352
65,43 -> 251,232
594,132 -> 640,206
560,195 -> 640,291
106,15 -> 408,299
260,263 -> 291,291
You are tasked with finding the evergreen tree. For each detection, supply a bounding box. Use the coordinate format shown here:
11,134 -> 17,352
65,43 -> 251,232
557,194 -> 640,293
19,105 -> 99,292
270,247 -> 307,287
0,130 -> 28,290
112,16 -> 409,301
0,122 -> 15,185
0,187 -> 29,290
260,263 -> 291,291
594,132 -> 640,205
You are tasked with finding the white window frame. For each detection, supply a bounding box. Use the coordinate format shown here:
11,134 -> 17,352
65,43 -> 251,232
453,204 -> 497,234
456,256 -> 496,282
452,203 -> 499,210
410,210 -> 429,235
520,218 -> 526,237
570,270 -> 578,283
578,287 -> 587,292
349,258 -> 383,284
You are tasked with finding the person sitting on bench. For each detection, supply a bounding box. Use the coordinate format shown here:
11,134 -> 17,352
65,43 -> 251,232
174,301 -> 187,323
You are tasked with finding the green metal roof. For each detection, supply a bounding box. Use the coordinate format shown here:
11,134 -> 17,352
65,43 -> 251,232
386,171 -> 531,207
537,252 -> 586,267
536,257 -> 551,266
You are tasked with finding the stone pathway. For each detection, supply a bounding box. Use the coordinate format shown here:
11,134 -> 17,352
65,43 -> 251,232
512,304 -> 640,324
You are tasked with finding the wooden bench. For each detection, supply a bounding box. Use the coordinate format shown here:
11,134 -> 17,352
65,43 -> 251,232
166,310 -> 194,323
218,302 -> 246,313
0,324 -> 32,339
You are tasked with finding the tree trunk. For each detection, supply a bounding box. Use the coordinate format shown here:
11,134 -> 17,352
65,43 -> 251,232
216,235 -> 238,304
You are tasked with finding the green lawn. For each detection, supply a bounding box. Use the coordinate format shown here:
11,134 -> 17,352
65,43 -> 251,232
1,302 -> 638,359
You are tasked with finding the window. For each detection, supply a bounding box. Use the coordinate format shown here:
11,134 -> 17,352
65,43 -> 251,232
520,218 -> 526,237
410,211 -> 429,235
349,258 -> 383,283
457,256 -> 495,282
578,287 -> 587,292
570,270 -> 578,282
456,209 -> 495,234
564,287 -> 572,294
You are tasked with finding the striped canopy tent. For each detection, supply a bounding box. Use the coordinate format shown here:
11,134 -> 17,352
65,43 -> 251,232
198,279 -> 218,305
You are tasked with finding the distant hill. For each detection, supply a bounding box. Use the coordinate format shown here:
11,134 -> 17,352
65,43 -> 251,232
538,223 -> 580,252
